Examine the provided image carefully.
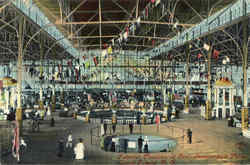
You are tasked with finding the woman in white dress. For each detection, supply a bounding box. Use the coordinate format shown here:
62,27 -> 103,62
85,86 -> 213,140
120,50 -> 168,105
74,138 -> 85,160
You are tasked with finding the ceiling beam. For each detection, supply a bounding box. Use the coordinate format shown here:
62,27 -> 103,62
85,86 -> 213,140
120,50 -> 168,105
69,35 -> 170,40
55,20 -> 194,27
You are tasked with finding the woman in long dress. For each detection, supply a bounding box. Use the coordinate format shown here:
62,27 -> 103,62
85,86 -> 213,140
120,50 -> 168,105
74,138 -> 85,160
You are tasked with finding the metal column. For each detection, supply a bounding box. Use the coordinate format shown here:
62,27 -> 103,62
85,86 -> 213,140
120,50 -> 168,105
206,41 -> 212,120
184,44 -> 190,114
241,19 -> 248,131
16,17 -> 26,136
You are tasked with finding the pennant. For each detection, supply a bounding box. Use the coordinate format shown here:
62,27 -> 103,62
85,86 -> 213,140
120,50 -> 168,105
197,53 -> 202,59
152,40 -> 155,46
136,17 -> 141,25
126,27 -> 129,33
213,49 -> 220,59
145,7 -> 149,18
123,31 -> 128,40
93,56 -> 98,66
108,46 -> 112,54
58,64 -> 62,73
85,61 -> 90,69
76,58 -> 80,64
75,68 -> 79,81
103,43 -> 108,49
155,0 -> 161,6
203,43 -> 210,51
67,60 -> 72,68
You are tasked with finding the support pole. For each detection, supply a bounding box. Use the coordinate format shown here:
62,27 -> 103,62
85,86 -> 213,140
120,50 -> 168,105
16,17 -> 25,136
99,0 -> 102,50
60,87 -> 64,109
51,87 -> 56,112
206,41 -> 212,120
241,19 -> 248,131
184,44 -> 190,114
39,36 -> 44,110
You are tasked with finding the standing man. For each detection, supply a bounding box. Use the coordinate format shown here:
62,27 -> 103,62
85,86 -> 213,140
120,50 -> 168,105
57,139 -> 64,157
104,123 -> 107,135
129,123 -> 134,134
66,132 -> 73,148
50,117 -> 55,127
187,128 -> 192,144
112,123 -> 116,134
137,136 -> 143,153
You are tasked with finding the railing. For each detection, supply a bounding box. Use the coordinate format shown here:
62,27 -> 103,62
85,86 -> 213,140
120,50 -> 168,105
146,0 -> 250,58
90,122 -> 186,150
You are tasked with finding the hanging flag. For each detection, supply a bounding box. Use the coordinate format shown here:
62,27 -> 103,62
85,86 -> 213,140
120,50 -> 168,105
67,60 -> 72,68
108,46 -> 113,54
126,27 -> 129,33
123,31 -> 128,41
0,80 -> 2,89
152,40 -> 155,46
111,39 -> 115,46
162,3 -> 165,16
145,7 -> 149,18
93,56 -> 98,66
76,58 -> 80,64
58,64 -> 62,73
151,0 -> 155,3
213,49 -> 220,59
75,68 -> 79,81
203,43 -> 210,51
102,49 -> 107,57
155,0 -> 161,6
197,53 -> 202,59
88,94 -> 91,101
136,17 -> 141,27
85,61 -> 90,69
93,57 -> 96,66
103,43 -> 108,49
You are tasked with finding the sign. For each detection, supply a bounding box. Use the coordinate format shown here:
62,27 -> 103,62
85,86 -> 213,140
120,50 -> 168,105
128,141 -> 136,148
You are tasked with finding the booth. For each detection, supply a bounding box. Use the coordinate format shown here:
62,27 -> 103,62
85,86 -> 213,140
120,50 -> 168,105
213,78 -> 235,119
